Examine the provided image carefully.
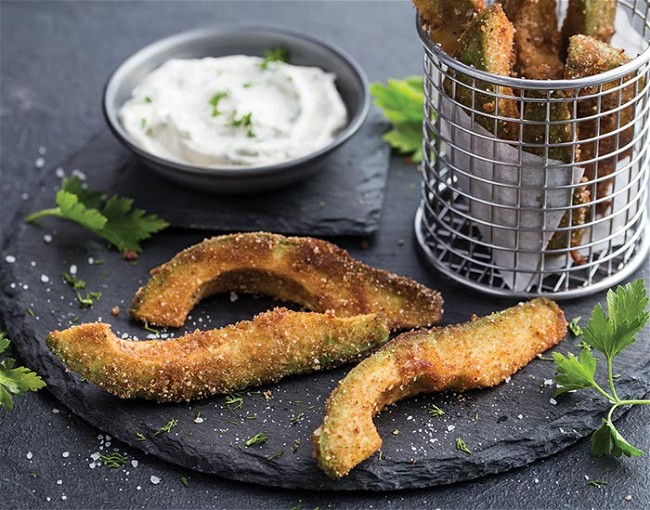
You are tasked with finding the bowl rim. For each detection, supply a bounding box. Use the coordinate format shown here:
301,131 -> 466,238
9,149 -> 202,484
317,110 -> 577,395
102,24 -> 370,177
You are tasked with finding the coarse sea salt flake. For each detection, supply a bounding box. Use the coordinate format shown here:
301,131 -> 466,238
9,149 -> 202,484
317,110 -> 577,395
131,460 -> 138,468
35,157 -> 45,168
41,275 -> 49,283
549,398 -> 558,405
26,451 -> 33,459
150,475 -> 161,484
5,255 -> 16,263
62,451 -> 69,458
90,452 -> 100,461
44,235 -> 52,243
69,265 -> 77,275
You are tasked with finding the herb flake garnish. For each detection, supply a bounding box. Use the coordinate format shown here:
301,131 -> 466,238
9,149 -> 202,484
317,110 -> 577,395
153,417 -> 178,437
0,332 -> 46,411
424,403 -> 445,417
100,452 -> 129,469
588,479 -> 607,488
136,432 -> 147,441
568,316 -> 584,337
26,177 -> 168,254
225,393 -> 244,411
245,431 -> 269,447
455,437 -> 472,455
370,76 -> 427,163
259,46 -> 289,70
230,111 -> 255,138
553,279 -> 650,458
209,91 -> 229,117
180,475 -> 190,487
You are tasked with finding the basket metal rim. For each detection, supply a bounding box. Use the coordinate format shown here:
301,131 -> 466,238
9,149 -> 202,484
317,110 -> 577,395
416,9 -> 650,90
414,206 -> 650,299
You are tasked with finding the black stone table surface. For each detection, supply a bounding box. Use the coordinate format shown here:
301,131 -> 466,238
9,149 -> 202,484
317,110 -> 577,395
1,1 -> 649,508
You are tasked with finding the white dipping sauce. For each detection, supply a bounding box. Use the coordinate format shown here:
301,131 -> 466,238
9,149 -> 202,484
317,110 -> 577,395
119,56 -> 348,168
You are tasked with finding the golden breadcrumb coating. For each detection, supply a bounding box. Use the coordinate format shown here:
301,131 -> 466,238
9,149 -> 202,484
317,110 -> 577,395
413,0 -> 486,55
47,308 -> 390,403
312,298 -> 567,478
130,233 -> 443,331
561,0 -> 617,57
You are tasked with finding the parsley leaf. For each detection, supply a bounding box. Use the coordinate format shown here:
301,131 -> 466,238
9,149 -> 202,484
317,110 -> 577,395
259,47 -> 290,70
0,332 -> 46,411
553,279 -> 650,459
209,91 -> 229,117
25,177 -> 168,254
370,76 -> 428,162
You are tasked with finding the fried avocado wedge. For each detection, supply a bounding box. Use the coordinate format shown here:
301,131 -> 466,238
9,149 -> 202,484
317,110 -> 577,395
131,233 -> 443,331
312,298 -> 567,478
414,0 -> 486,55
502,0 -> 564,80
560,0 -> 617,57
47,308 -> 390,403
445,4 -> 520,139
565,35 -> 635,209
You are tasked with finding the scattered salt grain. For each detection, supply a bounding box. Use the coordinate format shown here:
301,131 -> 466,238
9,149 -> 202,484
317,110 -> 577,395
194,416 -> 204,424
505,376 -> 511,383
55,167 -> 65,178
61,495 -> 67,501
62,452 -> 69,458
52,408 -> 60,414
549,398 -> 558,406
35,157 -> 45,168
22,193 -> 29,200
89,463 -> 96,469
71,169 -> 86,180
26,451 -> 33,460
447,425 -> 455,432
131,460 -> 138,468
518,414 -> 523,420
5,255 -> 16,264
38,146 -> 47,155
69,265 -> 77,275
150,475 -> 161,485
41,275 -> 49,283
56,480 -> 62,485
90,453 -> 100,461
43,234 -> 52,243
544,379 -> 554,387
230,291 -> 239,302
136,486 -> 141,491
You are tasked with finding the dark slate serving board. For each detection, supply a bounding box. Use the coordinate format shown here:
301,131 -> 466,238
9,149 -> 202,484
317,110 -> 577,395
58,111 -> 390,237
1,154 -> 649,491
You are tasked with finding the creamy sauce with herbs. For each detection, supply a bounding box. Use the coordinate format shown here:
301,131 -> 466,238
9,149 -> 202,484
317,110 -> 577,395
119,56 -> 348,168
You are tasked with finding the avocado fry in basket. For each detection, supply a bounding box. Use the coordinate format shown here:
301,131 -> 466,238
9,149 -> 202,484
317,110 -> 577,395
560,0 -> 617,57
502,0 -> 564,80
565,34 -> 636,210
413,0 -> 486,55
444,3 -> 520,139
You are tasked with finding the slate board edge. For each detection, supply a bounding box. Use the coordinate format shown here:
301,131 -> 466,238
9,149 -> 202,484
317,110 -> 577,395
2,174 -> 650,492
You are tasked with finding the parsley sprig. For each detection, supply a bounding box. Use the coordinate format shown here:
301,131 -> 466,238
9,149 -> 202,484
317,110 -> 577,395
259,47 -> 289,70
25,177 -> 168,254
370,76 -> 428,163
0,332 -> 46,411
553,279 -> 650,458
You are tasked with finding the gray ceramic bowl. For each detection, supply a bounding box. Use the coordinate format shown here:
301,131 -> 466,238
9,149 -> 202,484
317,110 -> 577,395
103,25 -> 370,194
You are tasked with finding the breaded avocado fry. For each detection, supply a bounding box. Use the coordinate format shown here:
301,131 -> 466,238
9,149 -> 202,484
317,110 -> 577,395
565,35 -> 635,207
561,0 -> 617,56
47,308 -> 390,403
413,0 -> 486,55
502,0 -> 564,80
130,233 -> 443,331
444,4 -> 520,139
312,298 -> 567,478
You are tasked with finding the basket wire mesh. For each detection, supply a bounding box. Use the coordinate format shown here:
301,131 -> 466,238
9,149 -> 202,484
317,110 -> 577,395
415,0 -> 650,298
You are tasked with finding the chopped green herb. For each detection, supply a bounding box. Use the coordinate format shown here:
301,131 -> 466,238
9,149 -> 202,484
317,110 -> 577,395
26,177 -> 169,254
569,316 -> 584,337
76,290 -> 102,309
554,279 -> 650,458
153,417 -> 178,436
225,393 -> 244,411
136,432 -> 147,441
245,431 -> 269,447
370,76 -> 427,163
377,450 -> 383,460
291,439 -> 301,453
209,91 -> 229,117
588,479 -> 607,488
242,82 -> 253,88
144,324 -> 160,335
537,354 -> 554,361
244,414 -> 257,420
144,96 -> 152,103
288,504 -> 303,510
455,437 -> 472,455
27,308 -> 35,317
392,429 -> 400,435
89,258 -> 104,265
180,475 -> 190,487
140,118 -> 147,129
100,452 -> 129,469
229,111 -> 255,138
290,412 -> 304,424
259,46 -> 290,70
424,403 -> 445,417
63,272 -> 86,290
266,450 -> 284,461
0,332 -> 46,411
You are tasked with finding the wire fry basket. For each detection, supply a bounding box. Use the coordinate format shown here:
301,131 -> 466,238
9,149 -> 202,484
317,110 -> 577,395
415,0 -> 650,298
